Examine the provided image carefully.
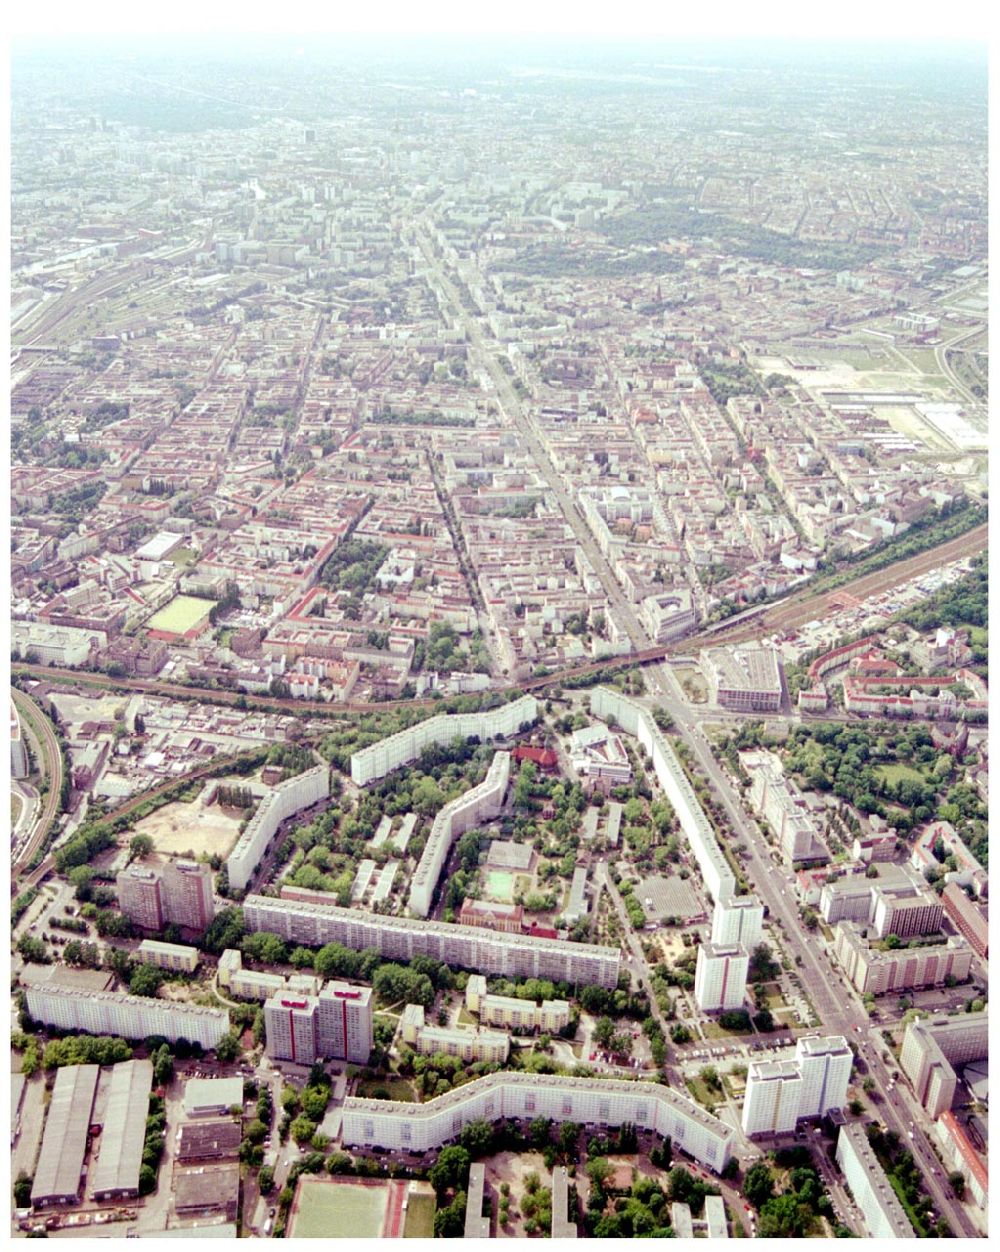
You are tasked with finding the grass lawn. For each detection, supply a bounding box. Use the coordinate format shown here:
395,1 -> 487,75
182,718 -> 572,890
355,1076 -> 418,1103
170,546 -> 197,566
457,1006 -> 478,1027
291,1178 -> 388,1238
684,1076 -> 721,1111
147,593 -> 215,636
875,762 -> 928,786
11,794 -> 23,826
403,1189 -> 436,1239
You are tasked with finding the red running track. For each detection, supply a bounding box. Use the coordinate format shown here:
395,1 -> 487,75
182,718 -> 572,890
383,1180 -> 407,1238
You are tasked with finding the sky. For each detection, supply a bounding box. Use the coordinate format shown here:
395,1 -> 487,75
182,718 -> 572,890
6,0 -> 994,41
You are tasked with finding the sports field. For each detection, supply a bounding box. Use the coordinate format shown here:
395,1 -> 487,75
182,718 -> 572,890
146,594 -> 215,637
485,870 -> 515,901
403,1187 -> 436,1238
290,1179 -> 388,1239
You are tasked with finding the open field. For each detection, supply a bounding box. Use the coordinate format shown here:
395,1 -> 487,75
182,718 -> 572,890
355,1076 -> 418,1103
675,665 -> 708,703
874,762 -> 928,787
290,1178 -> 388,1239
402,1186 -> 436,1239
131,787 -> 244,858
146,593 -> 215,636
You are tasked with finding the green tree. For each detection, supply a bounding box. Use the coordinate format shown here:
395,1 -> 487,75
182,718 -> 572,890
215,1032 -> 242,1063
129,833 -> 154,860
758,1192 -> 809,1238
744,1161 -> 775,1210
128,963 -> 164,997
290,1115 -> 318,1144
13,1173 -> 32,1208
586,1157 -> 612,1189
460,1119 -> 494,1155
429,1145 -> 471,1195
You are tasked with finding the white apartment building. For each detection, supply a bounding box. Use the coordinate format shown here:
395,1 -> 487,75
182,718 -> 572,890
639,589 -> 697,644
819,877 -> 877,926
408,751 -> 511,917
568,724 -> 633,785
263,980 -> 373,1065
796,1035 -> 854,1118
11,701 -> 29,779
399,1003 -> 510,1064
746,755 -> 824,864
835,1123 -> 914,1238
342,1072 -> 734,1172
700,645 -> 783,713
711,894 -> 764,949
590,687 -> 735,903
900,1012 -> 988,1118
694,942 -> 748,1012
349,696 -> 538,786
741,1060 -> 804,1135
227,763 -> 330,892
465,976 -> 571,1033
12,621 -> 107,667
871,890 -> 943,940
244,894 -> 620,988
832,923 -> 972,996
741,1035 -> 852,1136
217,948 -> 319,1001
136,939 -> 200,973
24,984 -> 229,1049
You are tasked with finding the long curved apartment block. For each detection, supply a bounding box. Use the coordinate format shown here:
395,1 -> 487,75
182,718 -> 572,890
408,750 -> 511,917
349,695 -> 538,786
590,686 -> 736,904
342,1071 -> 733,1172
226,764 -> 330,892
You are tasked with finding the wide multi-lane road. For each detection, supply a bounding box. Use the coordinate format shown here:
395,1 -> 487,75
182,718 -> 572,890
658,676 -> 978,1237
414,227 -> 979,1234
414,225 -> 651,653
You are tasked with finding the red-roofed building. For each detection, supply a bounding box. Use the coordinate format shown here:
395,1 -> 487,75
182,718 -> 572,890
522,921 -> 559,941
512,745 -> 559,771
938,1111 -> 988,1210
942,882 -> 988,958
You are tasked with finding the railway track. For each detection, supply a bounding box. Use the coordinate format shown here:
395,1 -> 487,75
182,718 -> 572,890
11,688 -> 65,877
11,518 -> 986,718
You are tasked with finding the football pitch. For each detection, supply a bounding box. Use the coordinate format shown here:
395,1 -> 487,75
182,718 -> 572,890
146,594 -> 215,636
290,1179 -> 388,1239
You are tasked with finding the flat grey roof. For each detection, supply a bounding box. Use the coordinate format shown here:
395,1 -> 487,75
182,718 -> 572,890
91,1059 -> 154,1196
31,1064 -> 100,1204
464,1162 -> 490,1238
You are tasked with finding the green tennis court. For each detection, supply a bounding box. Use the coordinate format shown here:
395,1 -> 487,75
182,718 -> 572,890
485,870 -> 515,901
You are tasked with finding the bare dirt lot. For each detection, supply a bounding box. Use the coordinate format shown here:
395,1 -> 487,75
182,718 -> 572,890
131,785 -> 245,859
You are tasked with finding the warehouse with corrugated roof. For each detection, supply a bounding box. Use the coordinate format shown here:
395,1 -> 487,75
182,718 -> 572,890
91,1059 -> 154,1199
31,1064 -> 100,1207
